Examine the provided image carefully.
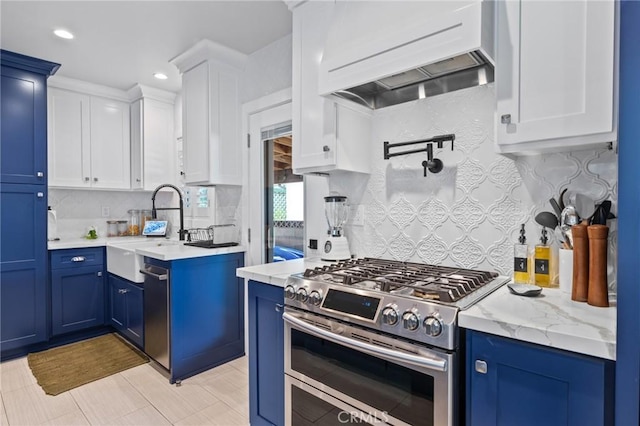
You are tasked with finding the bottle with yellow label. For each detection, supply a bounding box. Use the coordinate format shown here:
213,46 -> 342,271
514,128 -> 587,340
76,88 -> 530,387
534,227 -> 551,287
513,224 -> 531,284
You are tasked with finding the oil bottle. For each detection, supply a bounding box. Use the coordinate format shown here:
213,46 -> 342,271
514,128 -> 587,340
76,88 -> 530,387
534,227 -> 551,287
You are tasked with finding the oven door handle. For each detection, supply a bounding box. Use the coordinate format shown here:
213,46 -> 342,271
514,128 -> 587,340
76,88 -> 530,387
283,312 -> 447,373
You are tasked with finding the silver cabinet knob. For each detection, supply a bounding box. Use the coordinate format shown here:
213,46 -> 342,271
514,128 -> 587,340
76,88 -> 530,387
71,256 -> 86,262
501,114 -> 511,124
275,304 -> 284,312
97,271 -> 102,277
136,178 -> 141,182
118,288 -> 129,294
37,172 -> 44,178
475,360 -> 488,374
322,145 -> 330,152
84,177 -> 90,182
93,177 -> 98,182
37,192 -> 44,198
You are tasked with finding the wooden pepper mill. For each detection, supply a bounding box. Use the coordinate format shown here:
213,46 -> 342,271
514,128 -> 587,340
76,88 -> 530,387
571,224 -> 589,302
587,225 -> 609,307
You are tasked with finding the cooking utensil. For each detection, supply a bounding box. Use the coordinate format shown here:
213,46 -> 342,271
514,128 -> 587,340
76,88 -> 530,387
560,205 -> 580,248
591,200 -> 613,225
549,198 -> 563,220
535,211 -> 559,230
571,193 -> 596,222
558,188 -> 568,210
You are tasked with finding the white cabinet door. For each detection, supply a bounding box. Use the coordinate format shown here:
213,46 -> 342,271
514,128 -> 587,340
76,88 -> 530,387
47,88 -> 91,187
182,61 -> 242,186
89,97 -> 130,189
131,98 -> 175,190
292,2 -> 372,175
496,0 -> 616,153
292,2 -> 337,172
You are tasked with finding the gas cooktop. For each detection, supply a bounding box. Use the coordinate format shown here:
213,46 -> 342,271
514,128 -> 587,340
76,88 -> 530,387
284,257 -> 510,350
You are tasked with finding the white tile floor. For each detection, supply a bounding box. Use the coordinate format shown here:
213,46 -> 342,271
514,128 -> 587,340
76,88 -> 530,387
0,355 -> 249,425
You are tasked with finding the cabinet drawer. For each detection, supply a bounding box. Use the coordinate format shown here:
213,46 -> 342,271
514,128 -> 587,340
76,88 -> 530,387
50,247 -> 104,269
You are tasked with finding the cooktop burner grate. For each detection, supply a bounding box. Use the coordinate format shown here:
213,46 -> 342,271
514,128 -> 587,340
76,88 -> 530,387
303,258 -> 498,303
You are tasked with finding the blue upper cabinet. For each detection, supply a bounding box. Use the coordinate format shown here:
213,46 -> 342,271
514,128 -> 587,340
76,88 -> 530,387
0,50 -> 59,184
0,50 -> 59,355
467,330 -> 614,426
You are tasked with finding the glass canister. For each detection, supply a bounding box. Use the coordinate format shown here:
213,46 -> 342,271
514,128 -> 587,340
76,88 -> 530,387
128,209 -> 141,236
117,220 -> 128,236
140,209 -> 153,233
106,220 -> 119,237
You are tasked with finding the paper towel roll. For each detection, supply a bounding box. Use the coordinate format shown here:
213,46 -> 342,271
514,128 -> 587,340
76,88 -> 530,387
48,208 -> 58,241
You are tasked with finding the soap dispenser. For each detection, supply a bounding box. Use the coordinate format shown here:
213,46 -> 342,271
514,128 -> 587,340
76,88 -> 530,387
513,224 -> 530,284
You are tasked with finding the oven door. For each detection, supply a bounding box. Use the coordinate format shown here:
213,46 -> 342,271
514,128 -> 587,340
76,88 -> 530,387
283,308 -> 456,426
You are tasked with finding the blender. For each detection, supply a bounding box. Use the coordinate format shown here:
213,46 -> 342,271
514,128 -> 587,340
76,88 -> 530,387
322,195 -> 351,261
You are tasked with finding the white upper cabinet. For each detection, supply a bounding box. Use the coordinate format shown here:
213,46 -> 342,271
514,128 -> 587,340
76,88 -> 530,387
291,1 -> 372,175
48,78 -> 130,189
129,85 -> 176,190
170,40 -> 246,186
495,0 -> 617,154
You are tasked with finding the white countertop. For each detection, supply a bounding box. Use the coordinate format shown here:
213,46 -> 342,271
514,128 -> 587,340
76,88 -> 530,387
236,260 -> 617,361
459,285 -> 617,361
48,237 -> 245,261
236,258 -> 330,287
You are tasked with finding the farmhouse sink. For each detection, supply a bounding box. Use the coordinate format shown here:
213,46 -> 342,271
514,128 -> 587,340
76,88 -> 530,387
106,239 -> 179,283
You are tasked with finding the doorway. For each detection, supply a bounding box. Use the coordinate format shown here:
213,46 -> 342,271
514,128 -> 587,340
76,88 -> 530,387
247,99 -> 304,265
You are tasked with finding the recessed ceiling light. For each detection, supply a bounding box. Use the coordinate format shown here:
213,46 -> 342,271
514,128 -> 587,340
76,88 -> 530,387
154,73 -> 168,80
54,29 -> 74,40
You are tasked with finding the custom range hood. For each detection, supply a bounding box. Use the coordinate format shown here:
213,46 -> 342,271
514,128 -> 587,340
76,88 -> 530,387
319,1 -> 495,109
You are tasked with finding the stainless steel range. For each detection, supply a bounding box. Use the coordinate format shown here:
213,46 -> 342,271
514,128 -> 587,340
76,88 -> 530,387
283,258 -> 509,426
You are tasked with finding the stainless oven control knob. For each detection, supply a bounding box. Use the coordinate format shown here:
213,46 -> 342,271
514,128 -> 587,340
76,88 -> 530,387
402,310 -> 420,331
296,288 -> 309,303
309,290 -> 323,306
381,306 -> 399,326
423,316 -> 443,337
285,285 -> 296,300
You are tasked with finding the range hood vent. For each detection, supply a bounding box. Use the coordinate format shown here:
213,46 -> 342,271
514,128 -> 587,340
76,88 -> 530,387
319,1 -> 495,109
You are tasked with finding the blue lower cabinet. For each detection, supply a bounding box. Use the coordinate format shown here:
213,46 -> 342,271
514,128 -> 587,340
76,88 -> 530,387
0,184 -> 48,352
145,252 -> 245,383
466,330 -> 614,426
248,280 -> 284,426
108,274 -> 143,348
50,248 -> 105,336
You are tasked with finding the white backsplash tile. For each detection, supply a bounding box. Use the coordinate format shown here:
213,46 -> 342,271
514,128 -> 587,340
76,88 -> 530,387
330,83 -> 618,290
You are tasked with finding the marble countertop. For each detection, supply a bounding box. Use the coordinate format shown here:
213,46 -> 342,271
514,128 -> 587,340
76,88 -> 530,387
236,258 -> 330,287
459,286 -> 617,361
49,237 -> 245,261
236,260 -> 617,361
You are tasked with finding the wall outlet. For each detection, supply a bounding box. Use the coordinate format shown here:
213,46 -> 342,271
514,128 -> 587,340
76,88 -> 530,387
308,239 -> 318,250
101,206 -> 110,217
351,205 -> 364,226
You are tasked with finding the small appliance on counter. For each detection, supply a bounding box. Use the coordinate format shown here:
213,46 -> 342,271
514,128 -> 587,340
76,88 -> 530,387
322,194 -> 351,261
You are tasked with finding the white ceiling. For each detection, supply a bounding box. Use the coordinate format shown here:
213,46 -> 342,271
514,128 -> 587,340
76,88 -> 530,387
0,1 -> 293,93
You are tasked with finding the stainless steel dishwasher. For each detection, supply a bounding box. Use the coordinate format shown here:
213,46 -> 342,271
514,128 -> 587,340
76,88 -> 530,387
140,263 -> 170,370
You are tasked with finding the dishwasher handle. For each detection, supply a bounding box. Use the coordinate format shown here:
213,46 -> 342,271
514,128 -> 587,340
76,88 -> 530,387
139,267 -> 168,281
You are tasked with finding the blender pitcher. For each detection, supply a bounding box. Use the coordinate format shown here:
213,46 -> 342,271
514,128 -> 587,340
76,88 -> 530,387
323,195 -> 351,260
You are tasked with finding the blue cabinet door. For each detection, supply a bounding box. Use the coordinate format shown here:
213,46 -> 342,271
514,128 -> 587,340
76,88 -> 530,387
466,330 -> 614,426
0,184 -> 47,351
51,265 -> 105,336
248,280 -> 284,426
108,274 -> 143,348
0,56 -> 53,185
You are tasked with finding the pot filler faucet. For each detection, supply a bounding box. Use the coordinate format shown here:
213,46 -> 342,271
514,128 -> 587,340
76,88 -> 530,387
151,184 -> 188,241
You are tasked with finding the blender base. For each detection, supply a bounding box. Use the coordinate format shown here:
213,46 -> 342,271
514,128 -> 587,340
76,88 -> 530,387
321,236 -> 351,261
